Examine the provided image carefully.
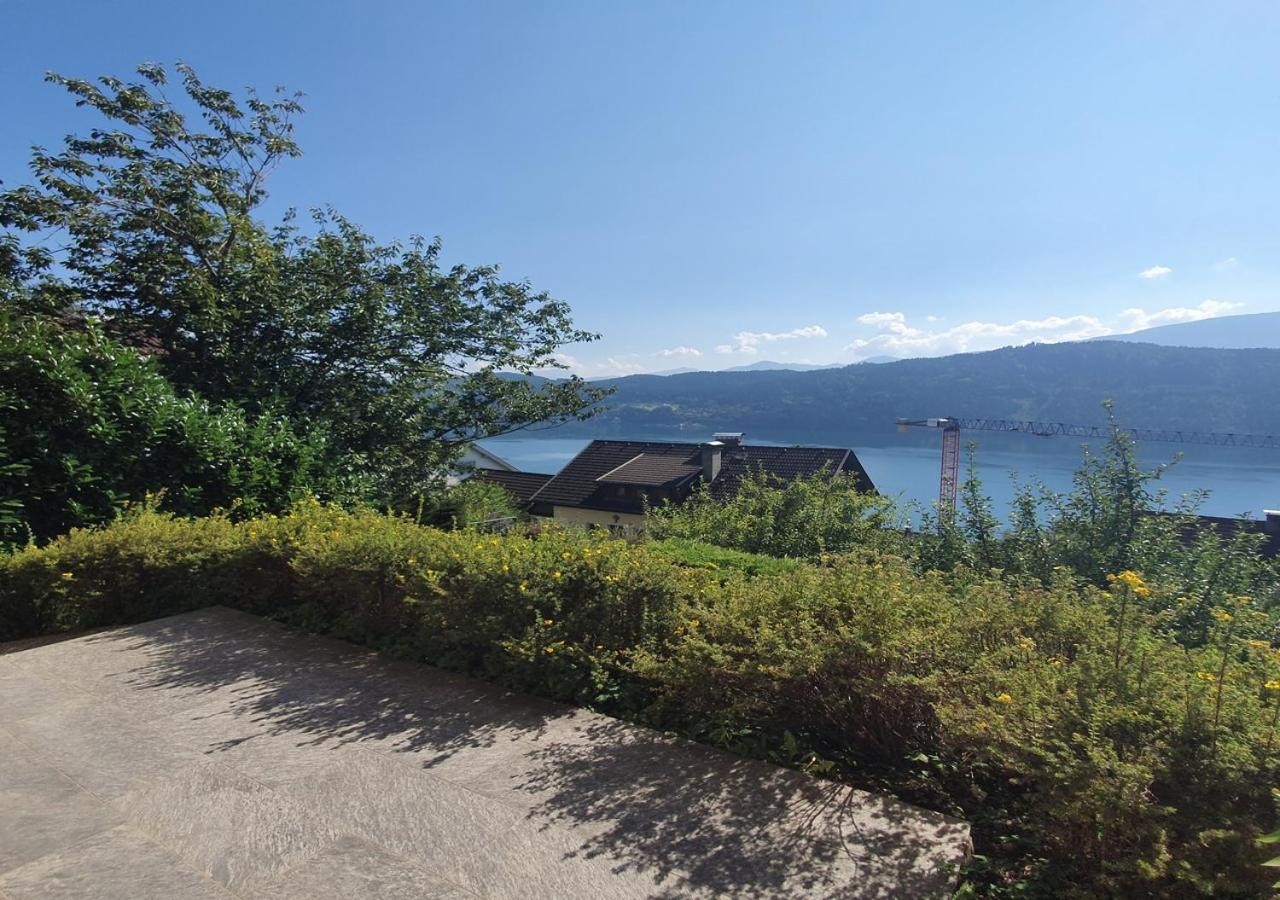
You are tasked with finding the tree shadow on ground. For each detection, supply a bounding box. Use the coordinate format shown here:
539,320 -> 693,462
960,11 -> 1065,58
59,606 -> 969,898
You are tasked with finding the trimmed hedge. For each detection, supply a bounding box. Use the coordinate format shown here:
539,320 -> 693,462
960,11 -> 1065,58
2,501 -> 1278,897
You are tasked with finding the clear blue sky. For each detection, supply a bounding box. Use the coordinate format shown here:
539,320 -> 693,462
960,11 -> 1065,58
5,1 -> 1280,374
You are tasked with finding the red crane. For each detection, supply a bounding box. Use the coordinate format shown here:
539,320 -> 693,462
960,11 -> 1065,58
895,416 -> 1280,524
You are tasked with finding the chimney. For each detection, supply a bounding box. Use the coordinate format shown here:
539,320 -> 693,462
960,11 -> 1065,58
701,441 -> 724,483
1265,510 -> 1280,536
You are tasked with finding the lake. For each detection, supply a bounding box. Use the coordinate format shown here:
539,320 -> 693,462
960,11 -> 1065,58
478,430 -> 1280,522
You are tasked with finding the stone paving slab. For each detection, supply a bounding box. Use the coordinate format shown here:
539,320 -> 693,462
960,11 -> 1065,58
0,607 -> 970,898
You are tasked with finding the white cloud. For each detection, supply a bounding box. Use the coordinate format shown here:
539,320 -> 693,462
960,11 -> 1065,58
1214,257 -> 1239,271
846,300 -> 1245,359
719,324 -> 828,355
654,346 -> 702,359
538,352 -> 646,379
1138,265 -> 1172,280
1117,299 -> 1243,332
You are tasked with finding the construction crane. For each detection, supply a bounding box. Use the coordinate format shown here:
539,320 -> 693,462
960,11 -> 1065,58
896,416 -> 1280,523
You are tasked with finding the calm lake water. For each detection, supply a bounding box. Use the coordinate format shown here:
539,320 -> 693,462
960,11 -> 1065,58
479,430 -> 1280,522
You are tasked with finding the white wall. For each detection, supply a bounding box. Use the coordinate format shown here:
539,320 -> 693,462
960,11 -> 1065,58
551,505 -> 646,529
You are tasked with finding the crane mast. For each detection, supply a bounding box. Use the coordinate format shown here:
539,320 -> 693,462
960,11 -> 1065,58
896,416 -> 1280,527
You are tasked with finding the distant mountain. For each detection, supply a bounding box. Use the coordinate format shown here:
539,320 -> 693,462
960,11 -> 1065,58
721,360 -> 845,372
549,342 -> 1280,440
1096,311 -> 1280,349
858,355 -> 900,364
650,366 -> 702,376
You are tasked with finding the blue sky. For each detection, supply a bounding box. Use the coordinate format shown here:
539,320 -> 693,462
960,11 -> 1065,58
5,1 -> 1280,375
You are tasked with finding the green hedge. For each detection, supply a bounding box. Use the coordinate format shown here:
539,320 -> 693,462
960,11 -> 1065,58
2,502 -> 1277,897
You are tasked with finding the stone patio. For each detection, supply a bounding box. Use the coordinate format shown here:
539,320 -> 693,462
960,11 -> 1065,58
0,607 -> 969,898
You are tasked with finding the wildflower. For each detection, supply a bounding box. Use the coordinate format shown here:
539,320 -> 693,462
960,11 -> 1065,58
544,646 -> 555,654
688,619 -> 700,629
562,551 -> 572,560
1196,671 -> 1217,682
1133,585 -> 1151,598
501,564 -> 509,573
1248,640 -> 1271,651
1017,637 -> 1036,653
1234,595 -> 1253,607
977,720 -> 990,731
553,570 -> 562,579
1266,681 -> 1280,692
1216,610 -> 1233,623
407,558 -> 417,566
519,582 -> 528,592
60,572 -> 74,581
994,693 -> 1014,705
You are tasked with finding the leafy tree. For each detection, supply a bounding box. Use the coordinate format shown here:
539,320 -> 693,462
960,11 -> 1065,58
0,63 -> 606,506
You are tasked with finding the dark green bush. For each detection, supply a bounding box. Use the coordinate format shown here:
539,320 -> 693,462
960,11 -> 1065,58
0,312 -> 346,545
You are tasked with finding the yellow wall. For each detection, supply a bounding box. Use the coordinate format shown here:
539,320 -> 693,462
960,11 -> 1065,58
550,505 -> 647,529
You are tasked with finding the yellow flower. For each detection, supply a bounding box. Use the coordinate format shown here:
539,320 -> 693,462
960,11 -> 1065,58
1196,671 -> 1217,682
1248,640 -> 1271,651
1017,637 -> 1036,653
501,564 -> 509,573
561,551 -> 572,560
688,619 -> 700,629
994,693 -> 1014,705
1234,595 -> 1253,607
519,582 -> 528,592
1215,611 -> 1233,623
1112,570 -> 1146,591
1133,586 -> 1151,598
553,570 -> 562,579
60,571 -> 74,581
544,646 -> 555,654
407,558 -> 417,566
1265,681 -> 1280,692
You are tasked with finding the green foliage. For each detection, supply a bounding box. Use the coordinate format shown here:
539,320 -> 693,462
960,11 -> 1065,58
646,536 -> 801,578
913,407 -> 1280,644
0,310 -> 342,545
5,504 -> 1278,896
418,478 -> 519,530
646,467 -> 898,559
0,62 -> 607,512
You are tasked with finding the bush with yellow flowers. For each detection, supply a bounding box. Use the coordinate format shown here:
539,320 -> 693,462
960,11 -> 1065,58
3,503 -> 1280,896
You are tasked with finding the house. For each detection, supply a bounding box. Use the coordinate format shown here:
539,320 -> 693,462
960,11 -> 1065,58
470,468 -> 554,513
447,443 -> 518,486
524,433 -> 875,528
1151,509 -> 1280,559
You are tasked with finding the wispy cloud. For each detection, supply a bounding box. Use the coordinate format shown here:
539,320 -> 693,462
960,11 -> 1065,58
846,300 -> 1244,359
1213,257 -> 1239,271
1138,265 -> 1172,280
718,324 -> 828,355
1118,299 -> 1242,332
848,312 -> 1109,358
540,353 -> 646,379
655,346 -> 702,359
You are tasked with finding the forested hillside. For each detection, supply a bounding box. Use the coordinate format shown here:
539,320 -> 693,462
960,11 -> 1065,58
562,341 -> 1280,439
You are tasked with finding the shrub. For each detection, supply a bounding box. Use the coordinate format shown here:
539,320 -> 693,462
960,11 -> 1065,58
2,504 -> 1278,896
646,467 -> 899,559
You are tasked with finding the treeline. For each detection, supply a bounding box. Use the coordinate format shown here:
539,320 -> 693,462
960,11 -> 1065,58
557,341 -> 1280,439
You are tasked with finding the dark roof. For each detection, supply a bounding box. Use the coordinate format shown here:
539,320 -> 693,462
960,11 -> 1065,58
597,453 -> 704,486
1147,511 -> 1280,559
529,439 -> 876,514
470,469 -> 554,504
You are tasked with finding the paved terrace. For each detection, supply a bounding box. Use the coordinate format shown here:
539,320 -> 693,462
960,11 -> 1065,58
0,607 -> 969,899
